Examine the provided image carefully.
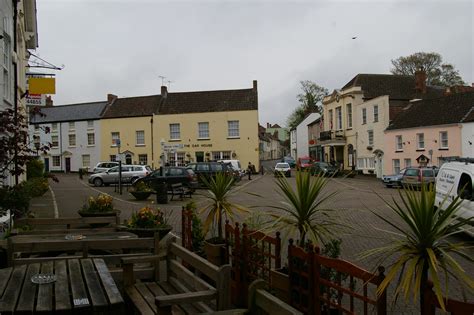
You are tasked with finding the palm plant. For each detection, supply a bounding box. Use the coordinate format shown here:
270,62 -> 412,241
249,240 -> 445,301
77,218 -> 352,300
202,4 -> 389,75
362,184 -> 474,312
268,170 -> 340,247
200,172 -> 248,241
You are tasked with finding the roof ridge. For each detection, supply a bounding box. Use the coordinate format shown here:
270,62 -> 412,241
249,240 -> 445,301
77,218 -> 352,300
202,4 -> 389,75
168,87 -> 254,95
45,101 -> 107,107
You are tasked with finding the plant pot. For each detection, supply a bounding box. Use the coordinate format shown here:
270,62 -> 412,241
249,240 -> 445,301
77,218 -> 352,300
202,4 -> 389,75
270,268 -> 290,303
130,191 -> 152,200
77,210 -> 119,227
120,225 -> 172,238
203,241 -> 226,266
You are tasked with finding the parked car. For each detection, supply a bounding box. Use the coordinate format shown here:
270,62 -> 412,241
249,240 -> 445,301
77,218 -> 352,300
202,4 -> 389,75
382,168 -> 406,188
186,162 -> 239,186
133,166 -> 199,191
92,161 -> 119,173
274,162 -> 291,177
296,156 -> 312,171
401,167 -> 438,188
88,165 -> 152,187
218,159 -> 245,178
435,159 -> 474,237
311,162 -> 338,177
281,156 -> 296,168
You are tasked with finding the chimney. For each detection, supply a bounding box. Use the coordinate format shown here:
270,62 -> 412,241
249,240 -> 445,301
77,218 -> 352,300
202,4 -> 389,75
253,80 -> 257,91
45,96 -> 53,107
107,94 -> 118,104
267,123 -> 270,128
415,70 -> 427,94
161,86 -> 168,98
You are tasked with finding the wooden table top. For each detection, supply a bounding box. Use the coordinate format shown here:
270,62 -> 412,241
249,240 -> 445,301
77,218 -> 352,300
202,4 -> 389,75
0,258 -> 124,314
10,231 -> 137,243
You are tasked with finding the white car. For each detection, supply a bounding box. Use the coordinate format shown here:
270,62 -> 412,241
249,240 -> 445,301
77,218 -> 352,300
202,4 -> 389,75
435,159 -> 474,237
93,161 -> 119,173
274,162 -> 291,177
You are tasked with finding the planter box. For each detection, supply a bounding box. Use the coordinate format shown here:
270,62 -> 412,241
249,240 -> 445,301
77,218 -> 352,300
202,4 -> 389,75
203,241 -> 225,266
270,268 -> 290,303
119,226 -> 172,238
77,210 -> 119,227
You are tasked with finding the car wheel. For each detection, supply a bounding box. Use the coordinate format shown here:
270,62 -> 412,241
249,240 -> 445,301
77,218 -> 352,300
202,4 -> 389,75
93,178 -> 103,187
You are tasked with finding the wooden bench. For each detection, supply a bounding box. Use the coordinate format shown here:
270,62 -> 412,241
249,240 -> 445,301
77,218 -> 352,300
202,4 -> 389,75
168,183 -> 192,201
122,237 -> 231,314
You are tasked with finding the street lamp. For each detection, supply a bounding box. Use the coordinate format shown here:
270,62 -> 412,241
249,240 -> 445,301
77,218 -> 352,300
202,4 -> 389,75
116,138 -> 122,195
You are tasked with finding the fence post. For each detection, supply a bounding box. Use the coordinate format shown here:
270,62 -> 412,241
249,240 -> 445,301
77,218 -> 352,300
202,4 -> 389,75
181,206 -> 185,247
376,266 -> 387,315
422,281 -> 436,315
313,245 -> 321,315
275,231 -> 281,269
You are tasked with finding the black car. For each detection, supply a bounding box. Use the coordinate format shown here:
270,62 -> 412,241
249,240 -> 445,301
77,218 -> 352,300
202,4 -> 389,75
186,162 -> 239,186
311,162 -> 338,177
133,167 -> 199,191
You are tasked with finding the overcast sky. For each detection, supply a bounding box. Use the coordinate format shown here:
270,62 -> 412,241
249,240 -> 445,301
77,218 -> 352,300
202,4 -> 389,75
35,0 -> 473,127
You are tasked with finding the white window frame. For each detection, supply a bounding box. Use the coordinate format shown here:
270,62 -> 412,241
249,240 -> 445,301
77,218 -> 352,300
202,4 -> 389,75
87,120 -> 94,129
68,134 -> 76,147
138,154 -> 148,165
228,121 -> 239,138
68,122 -> 75,131
169,124 -> 180,140
396,135 -> 403,151
136,130 -> 145,146
52,155 -> 61,167
439,131 -> 448,149
51,135 -> 59,148
82,154 -> 90,167
393,159 -> 400,174
328,110 -> 333,130
362,108 -> 367,125
346,103 -> 352,129
198,122 -> 210,139
373,105 -> 379,122
87,133 -> 95,146
417,133 -> 425,150
368,130 -> 374,146
110,155 -> 116,161
51,123 -> 58,132
335,106 -> 342,130
404,158 -> 411,168
111,132 -> 120,146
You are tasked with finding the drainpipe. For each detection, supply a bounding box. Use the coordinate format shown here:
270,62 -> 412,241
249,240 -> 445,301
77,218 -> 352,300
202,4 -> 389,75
13,0 -> 19,185
150,117 -> 154,168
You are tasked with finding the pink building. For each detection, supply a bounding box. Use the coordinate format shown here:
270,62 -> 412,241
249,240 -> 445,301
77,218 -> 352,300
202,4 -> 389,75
384,91 -> 474,175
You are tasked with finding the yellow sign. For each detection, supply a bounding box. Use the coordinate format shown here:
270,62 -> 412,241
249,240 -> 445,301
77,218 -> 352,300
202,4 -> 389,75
29,77 -> 56,94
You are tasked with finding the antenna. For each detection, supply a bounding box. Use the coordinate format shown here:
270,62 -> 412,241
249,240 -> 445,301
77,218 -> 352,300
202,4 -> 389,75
167,80 -> 174,89
158,75 -> 166,86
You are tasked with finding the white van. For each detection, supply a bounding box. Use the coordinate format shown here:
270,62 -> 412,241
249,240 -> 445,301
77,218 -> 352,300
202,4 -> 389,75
435,160 -> 474,237
218,160 -> 245,177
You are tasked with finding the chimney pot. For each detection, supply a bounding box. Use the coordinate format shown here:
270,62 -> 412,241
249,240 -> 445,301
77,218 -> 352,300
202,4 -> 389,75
415,70 -> 427,94
107,94 -> 118,103
161,86 -> 168,98
253,80 -> 257,91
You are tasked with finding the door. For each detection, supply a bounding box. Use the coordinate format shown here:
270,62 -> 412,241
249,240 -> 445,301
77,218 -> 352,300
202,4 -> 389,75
196,152 -> 204,162
376,155 -> 383,178
65,158 -> 71,173
44,158 -> 50,172
126,154 -> 132,164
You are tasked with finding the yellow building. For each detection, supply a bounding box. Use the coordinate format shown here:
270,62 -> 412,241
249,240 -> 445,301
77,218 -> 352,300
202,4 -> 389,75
100,82 -> 259,169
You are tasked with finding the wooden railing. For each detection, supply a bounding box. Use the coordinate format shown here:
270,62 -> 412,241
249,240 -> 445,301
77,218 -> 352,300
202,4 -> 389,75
422,281 -> 474,315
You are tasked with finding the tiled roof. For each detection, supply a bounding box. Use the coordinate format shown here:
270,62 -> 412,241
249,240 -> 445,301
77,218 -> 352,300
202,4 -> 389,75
386,91 -> 474,130
158,88 -> 258,115
342,74 -> 444,100
101,95 -> 161,118
29,101 -> 107,124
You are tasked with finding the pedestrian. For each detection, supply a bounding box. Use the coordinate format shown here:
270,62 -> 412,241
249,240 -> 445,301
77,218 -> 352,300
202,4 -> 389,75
247,162 -> 252,180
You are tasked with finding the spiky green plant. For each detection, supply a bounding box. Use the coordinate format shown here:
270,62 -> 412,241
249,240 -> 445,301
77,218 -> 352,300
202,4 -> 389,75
268,170 -> 341,247
200,172 -> 248,241
362,184 -> 474,311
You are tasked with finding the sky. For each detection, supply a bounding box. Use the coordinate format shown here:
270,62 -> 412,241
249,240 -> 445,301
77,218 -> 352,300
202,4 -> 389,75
35,0 -> 473,127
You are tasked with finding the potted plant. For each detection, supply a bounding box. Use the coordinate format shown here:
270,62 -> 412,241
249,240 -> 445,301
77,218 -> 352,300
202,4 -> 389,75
123,206 -> 172,238
130,181 -> 153,200
78,193 -> 117,217
200,172 -> 248,265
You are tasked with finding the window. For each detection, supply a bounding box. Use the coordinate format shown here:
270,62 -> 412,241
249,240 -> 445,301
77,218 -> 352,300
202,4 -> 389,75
328,110 -> 333,129
404,158 -> 411,168
3,34 -> 11,101
52,156 -> 61,167
368,130 -> 374,146
362,108 -> 367,124
68,134 -> 76,146
167,152 -> 185,166
228,121 -> 239,138
3,70 -> 10,101
169,123 -> 180,140
393,159 -> 400,174
198,122 -> 209,139
136,130 -> 145,145
110,155 -> 116,161
439,131 -> 448,148
111,132 -> 120,146
212,151 -> 231,160
396,135 -> 403,151
373,105 -> 379,122
52,123 -> 58,132
138,154 -> 148,165
68,122 -> 75,130
34,124 -> 39,131
82,155 -> 90,167
346,103 -> 352,129
87,120 -> 94,129
51,135 -> 59,148
335,107 -> 342,130
87,133 -> 95,146
417,133 -> 425,150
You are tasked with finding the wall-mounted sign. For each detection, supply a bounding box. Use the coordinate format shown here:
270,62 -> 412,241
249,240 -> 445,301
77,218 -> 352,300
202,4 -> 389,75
25,93 -> 46,106
28,77 -> 56,94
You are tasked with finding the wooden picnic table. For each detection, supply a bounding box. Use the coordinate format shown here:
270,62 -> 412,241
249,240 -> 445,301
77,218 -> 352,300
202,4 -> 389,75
10,231 -> 137,243
0,258 -> 124,314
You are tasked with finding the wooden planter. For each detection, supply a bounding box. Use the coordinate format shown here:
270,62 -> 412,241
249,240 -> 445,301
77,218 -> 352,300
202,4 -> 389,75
120,226 -> 172,238
270,268 -> 290,303
203,241 -> 226,266
130,191 -> 152,200
77,210 -> 119,227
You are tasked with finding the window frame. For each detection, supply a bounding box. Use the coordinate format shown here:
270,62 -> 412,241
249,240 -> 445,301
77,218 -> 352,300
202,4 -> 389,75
169,123 -> 181,140
373,105 -> 379,123
111,132 -> 120,147
393,159 -> 400,174
439,131 -> 448,149
136,130 -> 145,146
52,155 -> 61,167
396,135 -> 403,151
368,130 -> 374,146
335,106 -> 342,130
87,133 -> 95,146
198,122 -> 210,139
82,154 -> 90,167
417,133 -> 425,150
346,103 -> 352,129
362,108 -> 367,125
51,135 -> 59,148
68,134 -> 76,147
227,120 -> 240,138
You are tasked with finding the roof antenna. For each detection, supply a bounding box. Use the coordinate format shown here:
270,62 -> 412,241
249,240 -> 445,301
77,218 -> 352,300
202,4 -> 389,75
159,75 -> 166,86
167,80 -> 174,90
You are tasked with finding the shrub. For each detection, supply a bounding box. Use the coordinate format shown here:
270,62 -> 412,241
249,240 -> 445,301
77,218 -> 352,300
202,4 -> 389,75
26,159 -> 44,179
23,177 -> 49,197
0,185 -> 31,217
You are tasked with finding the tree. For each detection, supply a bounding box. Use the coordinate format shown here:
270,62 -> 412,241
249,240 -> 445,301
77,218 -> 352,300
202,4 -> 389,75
391,52 -> 465,87
287,81 -> 328,129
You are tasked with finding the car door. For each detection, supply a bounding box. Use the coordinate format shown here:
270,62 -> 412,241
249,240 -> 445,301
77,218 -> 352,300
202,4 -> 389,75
102,166 -> 118,183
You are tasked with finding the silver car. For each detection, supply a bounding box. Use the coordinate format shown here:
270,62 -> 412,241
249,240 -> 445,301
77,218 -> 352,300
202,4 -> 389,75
92,161 -> 119,173
88,165 -> 152,187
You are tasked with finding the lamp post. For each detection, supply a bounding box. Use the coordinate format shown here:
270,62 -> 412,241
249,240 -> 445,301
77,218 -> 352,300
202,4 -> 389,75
117,138 -> 122,195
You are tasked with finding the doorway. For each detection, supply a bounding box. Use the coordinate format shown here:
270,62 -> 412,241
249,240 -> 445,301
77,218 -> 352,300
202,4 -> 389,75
125,154 -> 132,164
65,158 -> 71,172
44,158 -> 50,172
195,152 -> 204,162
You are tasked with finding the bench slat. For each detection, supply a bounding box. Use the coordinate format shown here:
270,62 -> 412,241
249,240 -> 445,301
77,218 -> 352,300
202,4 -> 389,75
125,286 -> 155,315
169,243 -> 219,281
36,261 -> 54,312
93,258 -> 124,306
82,259 -> 108,309
135,282 -> 158,313
156,289 -> 217,307
147,282 -> 186,315
158,281 -> 201,314
168,277 -> 214,313
0,265 -> 26,312
68,259 -> 90,309
16,263 -> 40,312
169,259 -> 214,291
54,260 -> 72,312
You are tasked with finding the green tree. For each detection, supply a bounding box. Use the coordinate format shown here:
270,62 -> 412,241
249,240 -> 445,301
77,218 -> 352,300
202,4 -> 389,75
287,81 -> 328,129
390,52 -> 465,87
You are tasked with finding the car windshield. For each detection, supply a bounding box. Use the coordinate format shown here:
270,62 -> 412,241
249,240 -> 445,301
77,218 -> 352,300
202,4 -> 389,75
317,162 -> 329,167
276,163 -> 289,168
300,159 -> 310,164
405,169 -> 419,176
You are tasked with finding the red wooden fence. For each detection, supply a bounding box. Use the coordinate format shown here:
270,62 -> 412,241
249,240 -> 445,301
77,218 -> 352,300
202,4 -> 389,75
423,281 -> 474,315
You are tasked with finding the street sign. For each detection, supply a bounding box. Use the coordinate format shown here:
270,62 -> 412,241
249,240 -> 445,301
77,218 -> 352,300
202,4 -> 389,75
163,143 -> 183,150
117,153 -> 126,163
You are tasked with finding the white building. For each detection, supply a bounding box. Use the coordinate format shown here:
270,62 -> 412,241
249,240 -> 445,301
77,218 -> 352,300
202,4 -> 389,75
290,128 -> 297,159
295,112 -> 320,159
29,101 -> 107,172
461,122 -> 474,158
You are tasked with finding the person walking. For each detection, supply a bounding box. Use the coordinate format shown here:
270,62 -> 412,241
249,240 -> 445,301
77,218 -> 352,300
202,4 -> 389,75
247,162 -> 252,180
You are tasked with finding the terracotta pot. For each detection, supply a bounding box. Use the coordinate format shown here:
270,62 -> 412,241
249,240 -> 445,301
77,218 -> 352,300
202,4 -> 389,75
270,268 -> 290,303
120,226 -> 172,238
203,241 -> 225,266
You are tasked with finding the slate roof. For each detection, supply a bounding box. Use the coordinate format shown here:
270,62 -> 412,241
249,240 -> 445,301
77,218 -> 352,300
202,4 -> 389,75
29,101 -> 107,124
386,90 -> 474,130
342,74 -> 444,100
101,95 -> 161,118
158,88 -> 258,115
